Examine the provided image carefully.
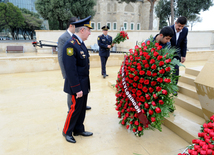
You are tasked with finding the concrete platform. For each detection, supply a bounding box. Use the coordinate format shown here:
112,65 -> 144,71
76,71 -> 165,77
0,66 -> 191,155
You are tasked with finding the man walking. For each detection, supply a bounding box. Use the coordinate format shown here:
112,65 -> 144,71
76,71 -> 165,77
62,16 -> 93,143
58,17 -> 91,111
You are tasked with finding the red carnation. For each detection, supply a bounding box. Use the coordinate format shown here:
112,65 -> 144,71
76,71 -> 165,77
157,45 -> 162,50
144,64 -> 150,68
165,67 -> 171,72
137,65 -> 142,70
155,107 -> 161,113
157,55 -> 163,60
149,109 -> 154,115
153,52 -> 159,57
153,94 -> 158,99
130,68 -> 135,72
130,121 -> 133,124
147,70 -> 152,76
147,40 -> 150,45
141,42 -> 145,46
134,121 -> 139,126
155,42 -> 159,47
139,78 -> 144,83
133,128 -> 136,132
151,81 -> 157,86
143,46 -> 147,51
162,89 -> 168,95
143,87 -> 148,93
129,74 -> 134,78
121,120 -> 125,125
164,78 -> 171,83
156,86 -> 162,92
145,94 -> 150,100
151,64 -> 157,70
165,59 -> 171,63
159,61 -> 164,67
152,73 -> 157,77
142,60 -> 148,64
159,100 -> 164,105
138,126 -> 143,131
132,89 -> 136,93
144,79 -> 149,85
151,117 -> 156,122
139,70 -> 145,75
144,103 -> 149,109
135,45 -> 139,49
126,125 -> 129,129
157,77 -> 163,83
136,90 -> 142,96
134,76 -> 139,81
150,59 -> 155,64
138,84 -> 143,89
151,101 -> 156,106
149,87 -> 154,93
133,83 -> 137,87
159,69 -> 165,74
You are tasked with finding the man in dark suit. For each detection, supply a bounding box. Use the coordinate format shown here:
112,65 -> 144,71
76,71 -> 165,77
170,17 -> 188,86
97,26 -> 114,78
58,17 -> 91,111
62,16 -> 93,143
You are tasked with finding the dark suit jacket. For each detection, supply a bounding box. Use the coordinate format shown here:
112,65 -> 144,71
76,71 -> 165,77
170,25 -> 188,59
97,34 -> 112,57
63,34 -> 90,95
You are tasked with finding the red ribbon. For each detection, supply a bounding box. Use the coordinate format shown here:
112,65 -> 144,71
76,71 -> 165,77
121,56 -> 149,127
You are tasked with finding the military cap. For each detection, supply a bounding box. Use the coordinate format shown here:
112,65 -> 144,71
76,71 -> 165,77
72,16 -> 92,29
102,26 -> 109,31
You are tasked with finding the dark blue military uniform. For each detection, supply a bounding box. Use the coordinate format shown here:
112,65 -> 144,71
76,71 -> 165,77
97,34 -> 112,76
62,34 -> 90,136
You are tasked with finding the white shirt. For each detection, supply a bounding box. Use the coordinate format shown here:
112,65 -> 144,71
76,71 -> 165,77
67,29 -> 73,37
174,25 -> 182,44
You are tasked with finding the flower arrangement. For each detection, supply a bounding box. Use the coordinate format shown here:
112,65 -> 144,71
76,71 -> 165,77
32,41 -> 38,47
115,37 -> 181,137
178,115 -> 214,155
112,31 -> 129,45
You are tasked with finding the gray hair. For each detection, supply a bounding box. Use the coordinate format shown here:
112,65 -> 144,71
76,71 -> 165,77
75,26 -> 87,33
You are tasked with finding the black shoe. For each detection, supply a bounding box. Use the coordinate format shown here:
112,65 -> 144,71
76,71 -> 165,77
62,131 -> 76,143
103,75 -> 106,78
73,131 -> 93,136
106,74 -> 109,76
86,106 -> 91,110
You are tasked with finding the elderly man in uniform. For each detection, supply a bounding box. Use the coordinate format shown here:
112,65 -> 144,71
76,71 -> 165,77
97,26 -> 114,78
58,17 -> 91,111
62,16 -> 93,143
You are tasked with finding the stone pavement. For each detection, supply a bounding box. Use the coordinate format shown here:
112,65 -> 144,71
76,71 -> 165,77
1,64 -> 207,155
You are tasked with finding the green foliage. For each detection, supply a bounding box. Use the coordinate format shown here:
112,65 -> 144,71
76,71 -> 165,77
35,0 -> 96,30
0,2 -> 25,39
155,0 -> 213,30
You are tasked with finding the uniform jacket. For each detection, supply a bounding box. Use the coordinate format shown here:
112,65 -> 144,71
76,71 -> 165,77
97,34 -> 112,57
170,25 -> 188,58
58,31 -> 72,79
63,34 -> 90,95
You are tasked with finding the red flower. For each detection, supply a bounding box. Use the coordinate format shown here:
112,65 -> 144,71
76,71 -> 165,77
157,45 -> 162,50
143,46 -> 147,51
129,74 -> 134,78
153,52 -> 159,57
139,78 -> 144,83
149,87 -> 154,93
134,121 -> 139,126
151,101 -> 156,106
137,65 -> 142,70
159,61 -> 164,66
151,117 -> 156,122
139,70 -> 145,75
155,107 -> 161,113
133,83 -> 137,87
143,87 -> 148,93
152,73 -> 157,77
162,89 -> 168,95
144,79 -> 149,85
153,94 -> 158,99
147,70 -> 152,76
130,121 -> 133,124
157,77 -> 163,83
145,94 -> 150,100
133,128 -> 136,132
132,89 -> 137,93
150,59 -> 155,64
155,42 -> 159,47
156,86 -> 162,92
126,125 -> 129,129
134,76 -> 139,81
138,126 -> 143,131
144,103 -> 149,109
140,96 -> 145,102
165,59 -> 171,63
130,68 -> 135,72
138,84 -> 143,89
149,109 -> 154,115
159,100 -> 164,105
142,60 -> 148,64
136,90 -> 142,96
135,45 -> 139,49
151,81 -> 157,86
159,69 -> 165,74
151,64 -> 157,70
147,40 -> 150,45
164,78 -> 171,83
141,42 -> 145,46
165,67 -> 171,72
144,64 -> 150,68
157,55 -> 163,60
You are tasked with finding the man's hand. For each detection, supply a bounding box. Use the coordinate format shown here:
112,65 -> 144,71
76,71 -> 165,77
76,91 -> 83,99
181,57 -> 186,63
107,45 -> 111,48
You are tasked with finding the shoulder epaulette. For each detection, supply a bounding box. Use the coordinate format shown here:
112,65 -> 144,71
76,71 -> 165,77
75,38 -> 81,45
70,37 -> 76,44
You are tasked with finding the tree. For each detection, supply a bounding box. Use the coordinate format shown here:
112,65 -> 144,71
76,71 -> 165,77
155,0 -> 171,29
35,0 -> 96,30
0,2 -> 24,39
117,0 -> 157,30
170,0 -> 174,25
189,15 -> 202,31
20,8 -> 43,39
155,0 -> 213,29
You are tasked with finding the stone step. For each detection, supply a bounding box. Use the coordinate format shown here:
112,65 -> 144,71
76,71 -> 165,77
178,81 -> 199,100
185,66 -> 203,76
179,73 -> 196,86
174,93 -> 203,118
163,104 -> 205,143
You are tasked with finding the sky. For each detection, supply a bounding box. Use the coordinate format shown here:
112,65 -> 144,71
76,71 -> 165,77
191,5 -> 214,31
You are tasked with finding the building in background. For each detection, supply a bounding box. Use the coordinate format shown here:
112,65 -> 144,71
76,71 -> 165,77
91,0 -> 159,31
7,0 -> 37,12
